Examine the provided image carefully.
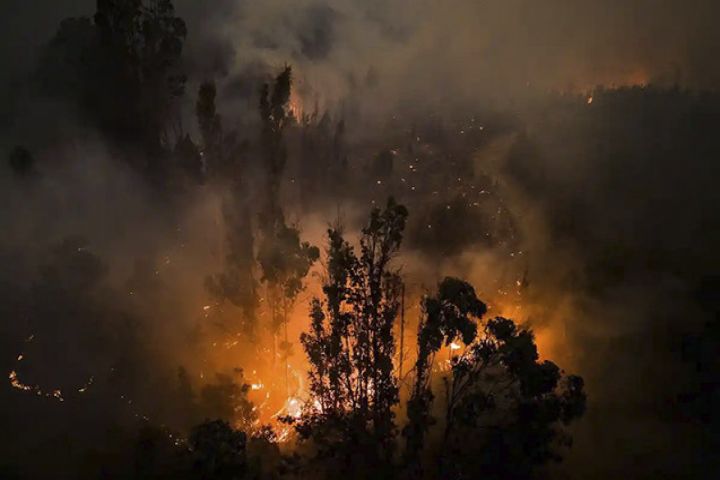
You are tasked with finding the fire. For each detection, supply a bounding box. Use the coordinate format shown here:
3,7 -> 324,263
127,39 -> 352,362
288,89 -> 304,119
9,370 -> 32,391
6,335 -> 96,403
9,369 -> 65,402
284,397 -> 302,419
78,376 -> 94,393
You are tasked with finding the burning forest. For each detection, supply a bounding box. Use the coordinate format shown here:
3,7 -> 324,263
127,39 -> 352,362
1,1 -> 719,479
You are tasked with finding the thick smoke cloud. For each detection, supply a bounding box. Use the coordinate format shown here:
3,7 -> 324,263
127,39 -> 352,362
175,0 -> 720,114
1,1 -> 719,479
4,0 -> 720,125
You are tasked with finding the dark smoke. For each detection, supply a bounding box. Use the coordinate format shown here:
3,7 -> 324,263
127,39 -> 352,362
1,1 -> 719,479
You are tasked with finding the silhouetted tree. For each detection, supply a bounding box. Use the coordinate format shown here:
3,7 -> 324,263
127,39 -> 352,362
256,66 -> 318,362
196,80 -> 223,175
42,0 -> 187,162
294,197 -> 408,478
258,220 -> 319,329
438,316 -> 586,479
189,419 -> 248,480
403,277 -> 487,472
93,0 -> 187,152
206,196 -> 260,336
198,369 -> 257,432
293,201 -> 584,480
257,217 -> 319,387
198,77 -> 263,335
259,65 -> 293,223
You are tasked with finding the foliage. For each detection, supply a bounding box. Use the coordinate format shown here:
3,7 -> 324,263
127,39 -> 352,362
291,199 -> 585,480
438,317 -> 586,479
189,420 -> 248,480
198,370 -> 257,432
41,0 -> 187,156
292,198 -> 408,476
404,277 -> 487,468
206,197 -> 260,336
259,66 -> 294,219
258,221 -> 320,305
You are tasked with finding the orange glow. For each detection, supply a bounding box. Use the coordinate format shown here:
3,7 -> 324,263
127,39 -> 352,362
288,89 -> 304,119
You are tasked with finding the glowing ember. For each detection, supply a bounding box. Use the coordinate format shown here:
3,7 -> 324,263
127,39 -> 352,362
78,376 -> 94,393
9,370 -> 32,391
9,370 -> 64,401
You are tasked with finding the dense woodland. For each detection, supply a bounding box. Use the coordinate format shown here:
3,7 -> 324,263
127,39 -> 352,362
1,1 -> 719,479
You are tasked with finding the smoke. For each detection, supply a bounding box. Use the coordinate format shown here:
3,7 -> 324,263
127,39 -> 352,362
175,0 -> 720,118
5,0 -> 720,97
1,1 -> 719,479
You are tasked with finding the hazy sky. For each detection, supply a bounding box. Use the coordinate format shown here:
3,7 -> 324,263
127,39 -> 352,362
3,0 -> 720,109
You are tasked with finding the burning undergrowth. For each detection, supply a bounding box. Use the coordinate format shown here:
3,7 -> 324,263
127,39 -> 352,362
1,1 -> 719,479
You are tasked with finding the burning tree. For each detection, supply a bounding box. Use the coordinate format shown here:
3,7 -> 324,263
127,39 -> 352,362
291,199 -> 585,480
403,277 -> 487,470
256,66 -> 321,387
293,197 -> 408,476
257,219 -> 319,346
436,317 -> 586,479
404,288 -> 586,479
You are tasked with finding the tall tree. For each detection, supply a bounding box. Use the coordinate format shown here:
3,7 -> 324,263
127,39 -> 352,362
403,277 -> 487,471
257,217 -> 319,393
94,0 -> 187,153
295,198 -> 408,477
42,0 -> 187,163
196,80 -> 223,175
206,193 -> 260,337
294,201 -> 585,480
258,65 -> 293,225
437,316 -> 586,479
